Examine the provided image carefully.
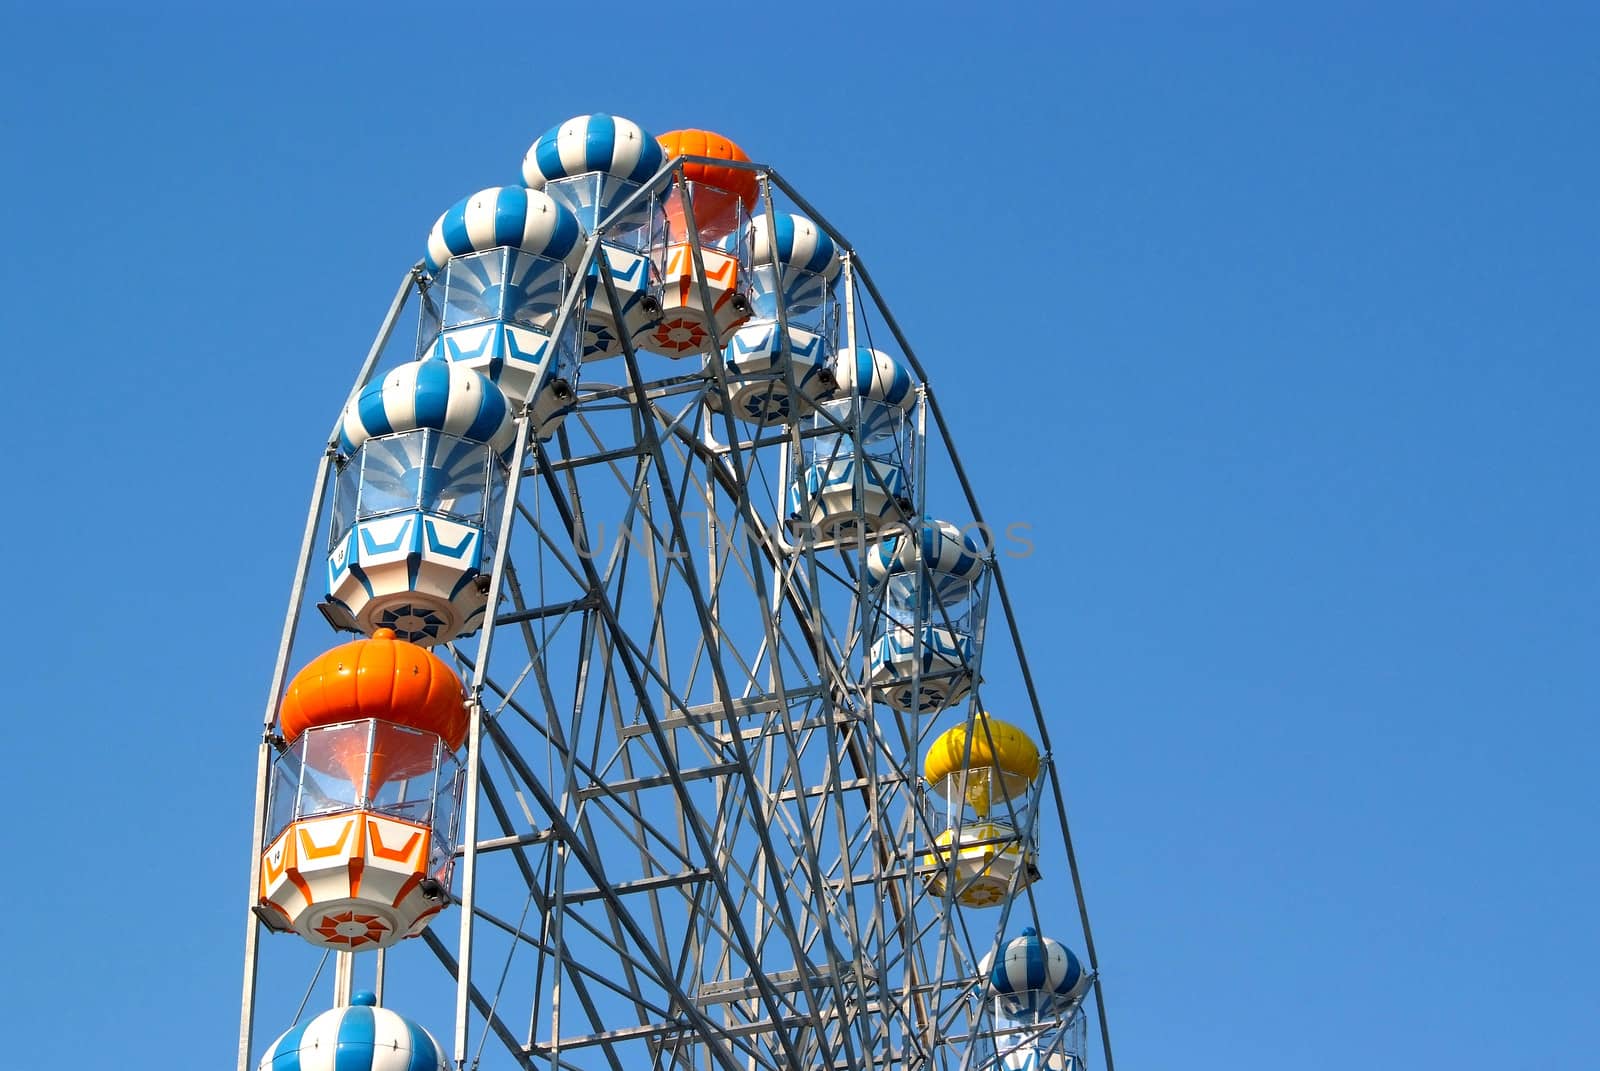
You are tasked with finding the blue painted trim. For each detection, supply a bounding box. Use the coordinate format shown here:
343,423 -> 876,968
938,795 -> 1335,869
347,561 -> 375,600
584,113 -> 616,173
532,130 -> 564,185
493,185 -> 528,248
334,1005 -> 375,1071
423,519 -> 477,557
412,359 -> 451,429
267,1021 -> 309,1071
358,517 -> 415,555
404,1017 -> 441,1071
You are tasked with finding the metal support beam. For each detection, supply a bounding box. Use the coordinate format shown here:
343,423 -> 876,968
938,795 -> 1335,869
237,266 -> 414,1071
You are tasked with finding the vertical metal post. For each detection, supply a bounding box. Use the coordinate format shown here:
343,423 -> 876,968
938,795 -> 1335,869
914,384 -> 928,516
455,414 -> 533,1069
841,254 -> 858,358
237,451 -> 335,1071
333,952 -> 354,1007
237,268 -> 415,1071
705,469 -> 720,705
454,687 -> 486,1069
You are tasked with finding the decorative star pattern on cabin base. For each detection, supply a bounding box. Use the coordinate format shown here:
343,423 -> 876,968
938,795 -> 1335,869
312,909 -> 390,948
652,317 -> 708,354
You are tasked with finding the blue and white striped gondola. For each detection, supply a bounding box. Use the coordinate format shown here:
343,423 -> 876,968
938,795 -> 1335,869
522,113 -> 665,233
787,453 -> 912,541
983,928 -> 1093,1022
710,319 -> 833,426
748,212 -> 841,324
522,114 -> 669,362
866,518 -> 987,606
257,992 -> 448,1071
869,622 -> 974,713
866,518 -> 987,711
339,360 -> 517,459
830,346 -> 916,439
424,185 -> 585,276
792,346 -> 917,538
326,360 -> 515,646
578,244 -> 663,362
422,186 -> 586,416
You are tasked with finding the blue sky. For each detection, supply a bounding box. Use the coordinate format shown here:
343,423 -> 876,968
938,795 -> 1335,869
4,3 -> 1596,1068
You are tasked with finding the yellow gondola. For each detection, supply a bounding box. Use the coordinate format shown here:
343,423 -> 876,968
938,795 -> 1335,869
924,713 -> 1041,817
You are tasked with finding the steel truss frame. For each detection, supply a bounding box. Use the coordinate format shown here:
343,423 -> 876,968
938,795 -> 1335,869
237,157 -> 1114,1071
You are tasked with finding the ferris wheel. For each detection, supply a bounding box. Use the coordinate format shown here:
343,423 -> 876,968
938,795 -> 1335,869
237,113 -> 1114,1071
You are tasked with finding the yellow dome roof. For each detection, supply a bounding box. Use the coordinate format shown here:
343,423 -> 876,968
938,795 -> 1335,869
924,714 -> 1041,816
924,714 -> 1040,783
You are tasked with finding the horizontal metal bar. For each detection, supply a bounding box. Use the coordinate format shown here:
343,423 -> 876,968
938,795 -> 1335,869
562,371 -> 709,407
532,442 -> 651,475
559,867 -> 712,904
494,595 -> 595,626
686,685 -> 827,719
528,1000 -> 882,1055
526,1020 -> 681,1053
456,828 -> 557,856
615,685 -> 826,740
695,961 -> 879,1005
699,421 -> 845,455
573,762 -> 743,800
719,709 -> 861,744
819,849 -> 1039,891
673,1003 -> 883,1041
771,773 -> 909,802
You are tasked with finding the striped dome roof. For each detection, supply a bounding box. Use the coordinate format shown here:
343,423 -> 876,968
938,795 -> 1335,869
982,928 -> 1091,1021
749,213 -> 841,279
865,519 -> 986,584
256,992 -> 448,1071
832,347 -> 915,411
339,360 -> 518,458
425,186 -> 585,275
522,113 -> 665,189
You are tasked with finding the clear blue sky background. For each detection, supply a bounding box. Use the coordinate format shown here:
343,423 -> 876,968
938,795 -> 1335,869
3,3 -> 1595,1068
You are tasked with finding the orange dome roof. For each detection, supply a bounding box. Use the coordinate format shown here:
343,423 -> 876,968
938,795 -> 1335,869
280,628 -> 467,751
658,128 -> 759,209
